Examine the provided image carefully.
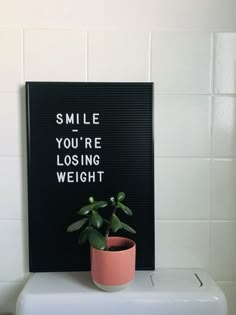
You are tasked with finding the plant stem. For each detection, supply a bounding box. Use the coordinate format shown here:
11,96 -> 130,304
105,205 -> 117,250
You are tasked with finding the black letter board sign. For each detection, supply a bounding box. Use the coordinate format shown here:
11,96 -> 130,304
26,82 -> 154,272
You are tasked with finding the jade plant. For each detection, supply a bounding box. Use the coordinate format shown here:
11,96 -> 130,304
66,192 -> 136,250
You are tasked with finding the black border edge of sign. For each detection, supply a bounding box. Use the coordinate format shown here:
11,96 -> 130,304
25,81 -> 155,272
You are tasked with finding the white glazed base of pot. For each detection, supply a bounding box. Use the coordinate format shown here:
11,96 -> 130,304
93,280 -> 133,291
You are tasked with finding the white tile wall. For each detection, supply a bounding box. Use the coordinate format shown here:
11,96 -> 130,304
151,31 -> 212,94
219,282 -> 236,315
209,222 -> 236,281
24,30 -> 87,81
0,93 -> 22,156
0,282 -> 24,314
212,96 -> 236,157
0,220 -> 25,282
211,159 -> 236,220
0,29 -> 22,92
154,95 -> 211,157
88,31 -> 149,82
155,221 -> 210,269
155,158 -> 210,219
0,157 -> 23,220
0,27 -> 236,314
214,33 -> 236,94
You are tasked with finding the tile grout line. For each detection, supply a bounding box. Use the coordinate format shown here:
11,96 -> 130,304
0,219 -> 23,221
22,28 -> 25,83
154,156 -> 236,160
21,28 -> 24,84
2,218 -> 235,223
85,31 -> 88,82
0,155 -> 23,158
3,155 -> 236,160
216,280 -> 236,284
0,280 -> 26,284
208,95 -> 213,273
154,156 -> 212,159
155,219 -> 236,223
0,91 -> 235,96
207,33 -> 215,270
148,31 -> 152,82
153,93 -> 236,96
209,32 -> 215,96
208,32 -> 216,273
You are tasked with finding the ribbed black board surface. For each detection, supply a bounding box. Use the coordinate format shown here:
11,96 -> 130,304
26,82 -> 154,272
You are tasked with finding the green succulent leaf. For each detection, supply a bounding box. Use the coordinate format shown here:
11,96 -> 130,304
78,205 -> 91,215
78,226 -> 91,244
91,211 -> 103,229
88,228 -> 106,250
117,202 -> 133,216
111,214 -> 122,232
89,196 -> 95,204
117,192 -> 125,202
110,196 -> 115,206
103,218 -> 110,225
93,200 -> 108,209
66,218 -> 88,232
121,222 -> 136,234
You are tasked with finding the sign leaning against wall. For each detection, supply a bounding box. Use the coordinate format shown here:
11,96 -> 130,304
26,82 -> 154,272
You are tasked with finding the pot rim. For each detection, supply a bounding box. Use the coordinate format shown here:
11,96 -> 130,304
91,236 -> 136,253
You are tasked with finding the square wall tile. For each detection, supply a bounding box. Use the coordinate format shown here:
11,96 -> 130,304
155,221 -> 209,269
24,29 -> 86,81
218,282 -> 236,315
0,282 -> 24,314
209,222 -> 236,281
214,33 -> 236,94
88,31 -> 149,81
155,95 -> 211,157
212,96 -> 236,158
155,158 -> 210,219
0,220 -> 25,281
151,31 -> 211,94
211,159 -> 236,220
0,93 -> 22,156
0,157 -> 23,220
0,28 -> 22,92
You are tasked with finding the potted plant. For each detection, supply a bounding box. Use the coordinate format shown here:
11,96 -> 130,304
67,192 -> 136,291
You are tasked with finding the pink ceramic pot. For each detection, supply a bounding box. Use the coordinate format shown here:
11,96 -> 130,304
91,236 -> 136,291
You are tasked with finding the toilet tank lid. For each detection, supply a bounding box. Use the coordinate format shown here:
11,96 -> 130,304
150,269 -> 206,291
20,269 -> 218,295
